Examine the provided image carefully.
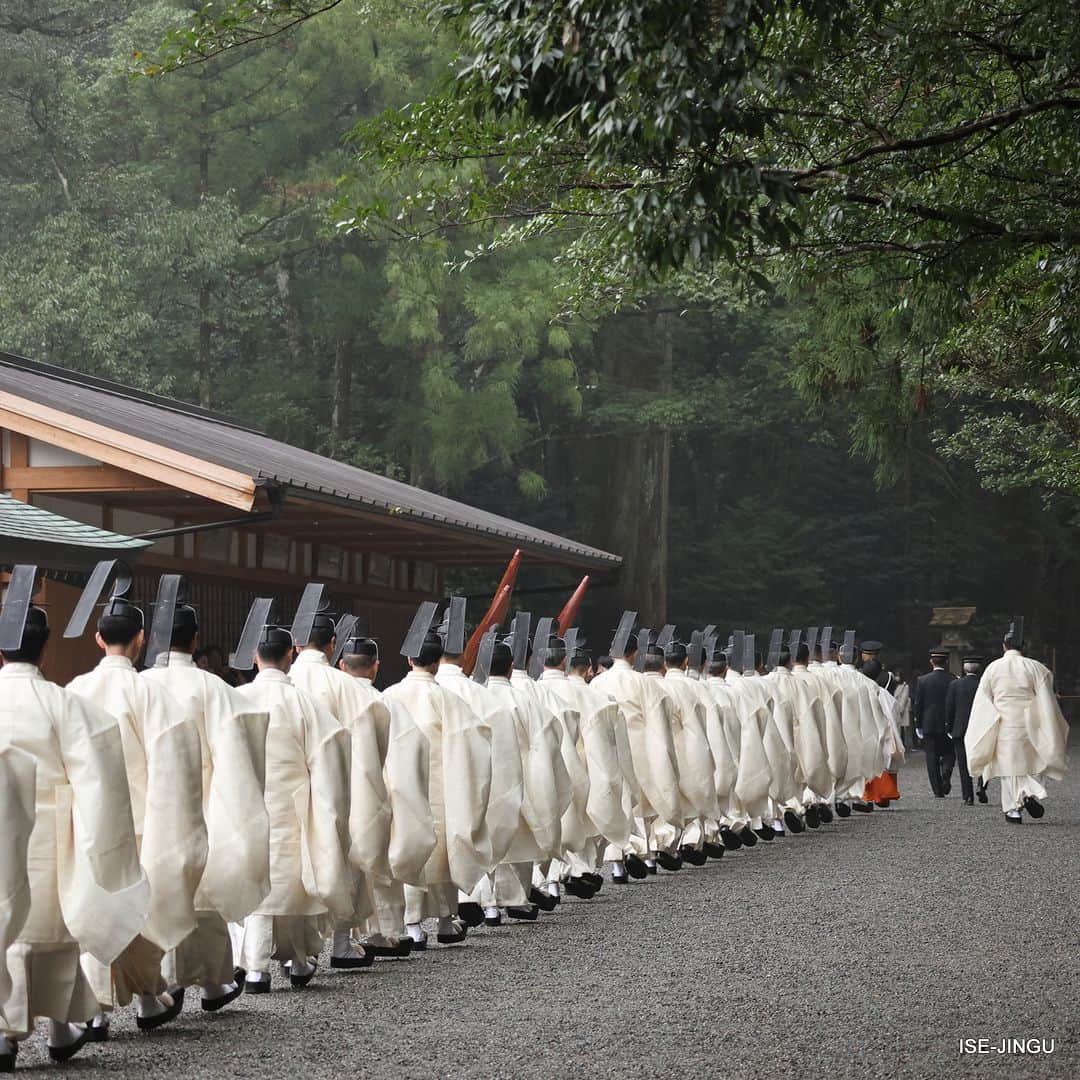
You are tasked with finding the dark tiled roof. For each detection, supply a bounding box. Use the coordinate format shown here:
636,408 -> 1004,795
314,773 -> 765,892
0,491 -> 150,572
0,353 -> 620,569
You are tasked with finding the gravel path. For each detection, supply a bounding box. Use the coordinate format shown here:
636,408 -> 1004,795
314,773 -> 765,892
13,735 -> 1078,1079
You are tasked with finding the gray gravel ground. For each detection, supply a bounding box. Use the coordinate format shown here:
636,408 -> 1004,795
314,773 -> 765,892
13,735 -> 1078,1079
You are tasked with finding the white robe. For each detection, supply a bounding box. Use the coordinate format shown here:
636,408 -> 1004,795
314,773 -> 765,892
289,652 -> 435,933
767,667 -> 831,801
235,671 -> 353,920
381,671 -> 492,905
68,656 -> 207,1007
658,669 -> 719,821
538,670 -> 634,852
966,650 -> 1069,789
791,664 -> 846,796
0,747 -> 35,1036
590,659 -> 681,830
716,674 -> 772,823
703,676 -> 745,824
532,670 -> 593,870
0,664 -> 149,1038
486,675 -> 568,862
142,653 -> 270,923
817,661 -> 871,794
438,664 -> 524,868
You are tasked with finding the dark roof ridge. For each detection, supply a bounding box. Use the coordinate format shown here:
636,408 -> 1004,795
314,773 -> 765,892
0,351 -> 262,435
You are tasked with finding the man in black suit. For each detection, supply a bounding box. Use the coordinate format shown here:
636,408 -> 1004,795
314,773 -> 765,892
913,649 -> 957,796
946,655 -> 989,805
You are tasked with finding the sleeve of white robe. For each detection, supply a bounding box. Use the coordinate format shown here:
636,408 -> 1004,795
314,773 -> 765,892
439,689 -> 493,892
138,691 -> 209,951
344,696 -> 394,881
733,694 -> 772,811
1027,661 -> 1069,780
55,692 -> 150,966
817,680 -> 848,785
537,691 -> 590,856
0,747 -> 35,1025
673,693 -> 717,818
637,681 -> 683,827
300,698 -> 354,919
484,702 -> 526,866
384,700 -> 436,886
700,691 -> 738,816
579,697 -> 633,848
517,696 -> 566,858
196,687 -> 272,923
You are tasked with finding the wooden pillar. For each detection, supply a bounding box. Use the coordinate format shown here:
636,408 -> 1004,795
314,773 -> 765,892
8,432 -> 28,501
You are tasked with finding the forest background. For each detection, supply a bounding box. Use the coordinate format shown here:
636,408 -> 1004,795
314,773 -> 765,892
2,0 -> 1077,682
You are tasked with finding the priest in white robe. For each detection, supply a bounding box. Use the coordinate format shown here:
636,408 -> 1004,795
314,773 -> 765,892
234,625 -> 353,991
657,642 -> 721,862
291,626 -> 434,962
966,624 -> 1069,822
485,642 -> 570,918
791,642 -> 844,821
703,651 -> 756,846
538,637 -> 633,888
0,748 -> 35,1071
67,594 -> 206,1032
382,629 -> 492,948
592,632 -> 682,871
436,622 -> 526,922
0,602 -> 149,1065
142,600 -> 270,1010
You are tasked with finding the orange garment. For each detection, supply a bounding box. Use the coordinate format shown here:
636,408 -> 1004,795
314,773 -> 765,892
863,771 -> 900,803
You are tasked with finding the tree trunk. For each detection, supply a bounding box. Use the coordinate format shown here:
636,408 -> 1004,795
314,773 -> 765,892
330,334 -> 353,449
597,312 -> 671,628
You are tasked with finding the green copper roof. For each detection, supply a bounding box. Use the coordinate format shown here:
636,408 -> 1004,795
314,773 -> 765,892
0,493 -> 150,572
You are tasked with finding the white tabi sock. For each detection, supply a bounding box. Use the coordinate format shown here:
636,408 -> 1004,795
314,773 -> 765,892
643,858 -> 657,869
202,980 -> 237,1000
483,906 -> 499,919
291,957 -> 316,978
136,993 -> 172,1018
245,970 -> 269,983
47,1021 -> 84,1049
546,882 -> 560,898
611,860 -> 627,879
772,819 -> 785,832
332,928 -> 355,957
406,922 -> 426,942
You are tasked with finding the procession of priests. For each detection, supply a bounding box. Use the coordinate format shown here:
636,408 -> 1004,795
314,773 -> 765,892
0,561 -> 1069,1070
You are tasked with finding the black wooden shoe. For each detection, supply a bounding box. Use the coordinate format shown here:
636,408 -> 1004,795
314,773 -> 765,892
738,827 -> 758,847
624,854 -> 649,879
290,960 -> 318,988
457,902 -> 485,928
0,1040 -> 15,1074
202,979 -> 244,1012
720,827 -> 742,850
655,851 -> 683,871
817,803 -> 834,824
330,950 -> 374,969
364,938 -> 414,959
47,1029 -> 91,1063
783,810 -> 806,834
563,877 -> 597,899
528,886 -> 559,911
835,800 -> 852,818
86,1016 -> 111,1041
136,988 -> 185,1030
1023,796 -> 1045,818
804,805 -> 821,829
484,913 -> 502,927
754,826 -> 774,841
703,842 -> 726,860
243,976 -> 271,995
436,927 -> 467,945
506,905 -> 540,922
582,872 -> 604,891
679,845 -> 708,866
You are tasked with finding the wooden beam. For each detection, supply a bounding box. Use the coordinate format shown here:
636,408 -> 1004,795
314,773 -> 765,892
4,465 -> 167,493
0,391 -> 256,511
7,431 -> 28,501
